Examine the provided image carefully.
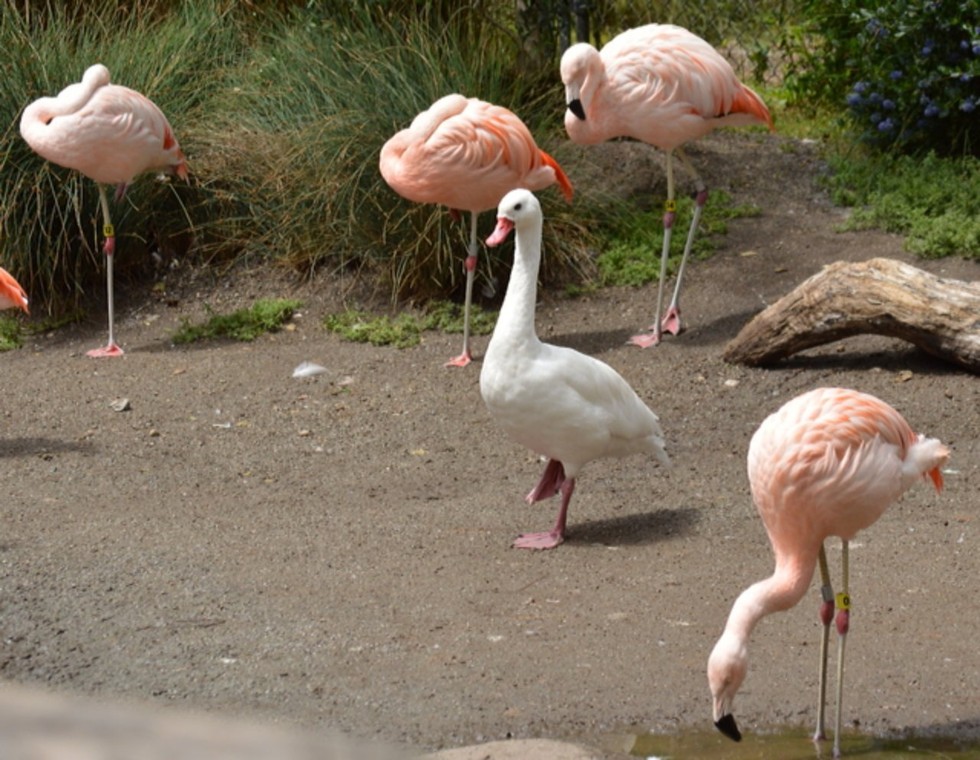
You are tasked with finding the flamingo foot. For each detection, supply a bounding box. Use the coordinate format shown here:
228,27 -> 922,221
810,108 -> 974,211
661,305 -> 682,336
444,350 -> 472,368
87,342 -> 124,358
628,330 -> 662,348
513,530 -> 564,550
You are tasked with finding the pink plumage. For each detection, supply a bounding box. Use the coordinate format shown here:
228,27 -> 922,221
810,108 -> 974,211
0,268 -> 29,314
20,64 -> 187,188
560,24 -> 773,149
708,387 -> 948,756
561,24 -> 773,347
380,94 -> 572,213
379,94 -> 573,367
20,64 -> 188,357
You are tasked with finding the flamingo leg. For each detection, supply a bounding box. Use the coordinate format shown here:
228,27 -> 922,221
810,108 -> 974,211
514,473 -> 574,550
814,544 -> 835,743
662,148 -> 707,336
445,212 -> 478,367
630,149 -> 676,348
86,185 -> 124,358
832,540 -> 851,759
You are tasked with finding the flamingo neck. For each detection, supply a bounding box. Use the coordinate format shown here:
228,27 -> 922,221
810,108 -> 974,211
24,74 -> 103,133
494,215 -> 544,345
722,551 -> 816,644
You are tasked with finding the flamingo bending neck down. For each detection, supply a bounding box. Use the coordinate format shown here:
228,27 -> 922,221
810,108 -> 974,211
20,63 -> 188,357
0,268 -> 29,314
480,188 -> 668,549
379,94 -> 573,367
707,387 -> 948,758
560,24 -> 773,347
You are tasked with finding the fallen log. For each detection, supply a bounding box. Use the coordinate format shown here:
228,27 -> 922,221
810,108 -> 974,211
723,257 -> 980,373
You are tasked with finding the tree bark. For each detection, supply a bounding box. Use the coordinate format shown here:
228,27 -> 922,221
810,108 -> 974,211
723,258 -> 980,373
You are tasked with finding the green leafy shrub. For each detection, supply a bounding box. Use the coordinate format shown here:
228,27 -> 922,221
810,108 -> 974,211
827,152 -> 980,258
793,0 -> 979,154
596,192 -> 761,287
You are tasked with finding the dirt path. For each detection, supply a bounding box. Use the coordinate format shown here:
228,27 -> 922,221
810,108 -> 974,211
1,133 -> 978,758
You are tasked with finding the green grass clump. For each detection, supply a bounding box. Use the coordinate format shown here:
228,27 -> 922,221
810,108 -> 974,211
596,192 -> 761,287
0,317 -> 24,351
323,310 -> 423,348
419,300 -> 497,336
323,299 -> 500,348
172,298 -> 302,344
826,152 -> 980,258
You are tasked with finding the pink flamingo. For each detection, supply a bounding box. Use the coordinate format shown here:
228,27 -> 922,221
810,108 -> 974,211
0,268 -> 29,314
560,24 -> 773,347
379,94 -> 574,367
20,64 -> 188,358
481,189 -> 669,549
707,387 -> 948,758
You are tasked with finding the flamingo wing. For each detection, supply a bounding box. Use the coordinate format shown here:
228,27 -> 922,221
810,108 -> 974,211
749,388 -> 946,543
380,95 -> 571,211
0,268 -> 29,314
20,66 -> 186,186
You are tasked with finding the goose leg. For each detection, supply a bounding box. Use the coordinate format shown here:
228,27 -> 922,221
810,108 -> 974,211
87,185 -> 124,358
446,212 -> 479,367
515,473 -> 574,550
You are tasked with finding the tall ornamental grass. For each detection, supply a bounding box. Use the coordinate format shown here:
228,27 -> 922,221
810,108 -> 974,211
0,0 -> 242,314
191,4 -> 592,304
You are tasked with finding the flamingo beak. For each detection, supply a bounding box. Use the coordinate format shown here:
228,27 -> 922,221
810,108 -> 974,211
568,98 -> 586,121
486,217 -> 514,247
715,713 -> 742,742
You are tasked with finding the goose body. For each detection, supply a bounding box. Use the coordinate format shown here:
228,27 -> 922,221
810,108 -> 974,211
480,189 -> 668,549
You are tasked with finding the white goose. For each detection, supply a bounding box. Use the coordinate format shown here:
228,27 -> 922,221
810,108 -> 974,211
480,189 -> 670,549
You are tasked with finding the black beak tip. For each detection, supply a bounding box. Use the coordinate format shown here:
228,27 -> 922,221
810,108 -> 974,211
715,713 -> 742,742
568,99 -> 586,121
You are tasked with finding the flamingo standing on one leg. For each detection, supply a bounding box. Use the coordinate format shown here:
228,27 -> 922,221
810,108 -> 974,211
0,268 -> 29,314
20,64 -> 188,358
707,387 -> 948,758
379,94 -> 573,368
560,24 -> 773,347
480,189 -> 669,549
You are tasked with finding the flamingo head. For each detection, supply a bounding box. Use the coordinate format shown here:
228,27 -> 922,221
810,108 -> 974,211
707,631 -> 747,743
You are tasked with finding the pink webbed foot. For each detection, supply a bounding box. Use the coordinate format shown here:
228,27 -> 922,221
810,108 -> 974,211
628,330 -> 662,348
87,342 -> 124,358
513,530 -> 564,550
444,350 -> 472,368
660,306 -> 682,336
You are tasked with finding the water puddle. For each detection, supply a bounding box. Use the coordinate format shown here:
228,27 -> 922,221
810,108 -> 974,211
605,726 -> 980,759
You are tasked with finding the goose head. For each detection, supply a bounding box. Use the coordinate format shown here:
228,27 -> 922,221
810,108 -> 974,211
486,188 -> 541,247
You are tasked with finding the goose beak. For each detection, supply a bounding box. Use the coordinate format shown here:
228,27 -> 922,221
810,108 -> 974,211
715,713 -> 742,742
567,98 -> 586,121
486,217 -> 514,247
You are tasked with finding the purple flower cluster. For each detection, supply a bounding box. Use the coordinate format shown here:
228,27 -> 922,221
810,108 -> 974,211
840,3 -> 979,153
